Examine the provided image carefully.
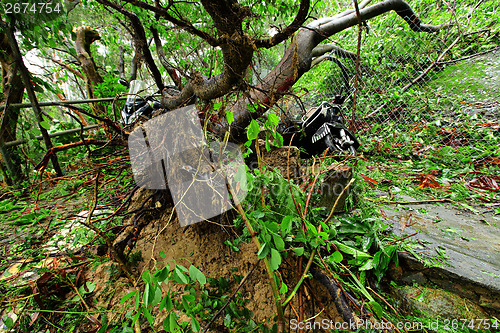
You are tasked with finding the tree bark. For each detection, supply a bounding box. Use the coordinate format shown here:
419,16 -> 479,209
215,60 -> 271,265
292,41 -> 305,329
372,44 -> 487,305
223,0 -> 444,142
4,21 -> 63,177
0,30 -> 25,183
75,26 -> 105,116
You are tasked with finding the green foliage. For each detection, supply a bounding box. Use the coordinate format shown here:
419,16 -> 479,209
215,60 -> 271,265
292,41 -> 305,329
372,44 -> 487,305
93,73 -> 128,116
120,263 -> 266,332
0,1 -> 72,51
233,164 -> 399,311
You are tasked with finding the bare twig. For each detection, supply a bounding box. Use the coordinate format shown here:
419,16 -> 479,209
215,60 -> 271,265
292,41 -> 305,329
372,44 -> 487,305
365,197 -> 454,205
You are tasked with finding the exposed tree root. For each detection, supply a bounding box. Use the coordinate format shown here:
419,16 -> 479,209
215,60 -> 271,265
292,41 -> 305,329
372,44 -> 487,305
310,265 -> 357,323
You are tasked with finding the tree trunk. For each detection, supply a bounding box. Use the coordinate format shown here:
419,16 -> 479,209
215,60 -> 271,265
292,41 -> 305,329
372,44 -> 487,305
75,26 -> 105,116
222,0 -> 443,142
0,31 -> 25,183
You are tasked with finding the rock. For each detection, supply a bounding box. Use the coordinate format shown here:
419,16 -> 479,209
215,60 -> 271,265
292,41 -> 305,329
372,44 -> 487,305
401,272 -> 428,285
382,194 -> 500,316
393,285 -> 488,320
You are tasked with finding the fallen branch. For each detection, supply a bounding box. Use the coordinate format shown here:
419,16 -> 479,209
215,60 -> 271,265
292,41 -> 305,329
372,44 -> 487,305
310,266 -> 356,323
52,102 -> 129,138
227,184 -> 285,332
365,197 -> 454,205
387,231 -> 418,245
436,46 -> 500,65
77,171 -> 135,284
34,139 -> 123,172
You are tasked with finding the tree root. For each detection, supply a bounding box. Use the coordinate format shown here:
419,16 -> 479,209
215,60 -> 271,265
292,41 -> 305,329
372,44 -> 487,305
310,265 -> 357,323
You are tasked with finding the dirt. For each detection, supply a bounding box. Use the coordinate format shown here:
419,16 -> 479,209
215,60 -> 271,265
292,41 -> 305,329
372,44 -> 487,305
84,185 -> 343,330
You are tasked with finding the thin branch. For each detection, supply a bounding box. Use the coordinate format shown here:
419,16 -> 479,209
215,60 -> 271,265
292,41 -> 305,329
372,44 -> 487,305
255,0 -> 311,48
96,0 -> 165,91
202,259 -> 260,333
150,27 -> 183,89
351,0 -> 363,132
119,0 -> 219,46
50,58 -> 85,79
33,139 -> 123,172
52,102 -> 129,138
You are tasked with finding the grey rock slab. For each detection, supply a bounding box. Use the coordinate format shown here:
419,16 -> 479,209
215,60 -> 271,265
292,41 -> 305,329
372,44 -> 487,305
380,194 -> 500,314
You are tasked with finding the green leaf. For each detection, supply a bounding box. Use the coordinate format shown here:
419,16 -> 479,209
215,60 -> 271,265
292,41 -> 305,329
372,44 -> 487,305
173,266 -> 189,284
257,243 -> 269,259
39,120 -> 50,130
152,285 -> 162,306
273,132 -> 284,147
154,266 -> 170,283
86,281 -> 96,293
226,111 -> 234,124
162,294 -> 175,312
120,290 -> 137,304
269,248 -> 281,271
272,234 -> 285,251
189,265 -> 206,286
163,313 -> 178,332
191,316 -> 201,332
368,300 -> 383,318
281,216 -> 293,234
267,113 -> 280,128
142,270 -> 152,284
143,283 -> 150,306
280,281 -> 288,294
330,251 -> 343,263
134,292 -> 140,311
292,247 -> 304,256
224,314 -> 231,327
265,138 -> 271,151
247,119 -> 260,141
142,306 -> 154,325
359,259 -> 374,271
159,294 -> 167,311
97,314 -> 108,333
132,311 -> 140,326
333,241 -> 372,260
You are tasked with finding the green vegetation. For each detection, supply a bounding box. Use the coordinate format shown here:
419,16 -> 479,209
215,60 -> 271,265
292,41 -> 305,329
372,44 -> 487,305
1,0 -> 499,332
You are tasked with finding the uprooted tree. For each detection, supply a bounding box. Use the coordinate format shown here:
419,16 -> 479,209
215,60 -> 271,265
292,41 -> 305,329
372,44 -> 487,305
1,0 -> 446,330
86,0 -> 443,330
1,0 -> 444,175
93,0 -> 443,142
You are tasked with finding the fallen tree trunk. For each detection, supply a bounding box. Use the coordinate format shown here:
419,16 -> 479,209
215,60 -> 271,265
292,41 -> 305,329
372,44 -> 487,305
221,0 -> 444,142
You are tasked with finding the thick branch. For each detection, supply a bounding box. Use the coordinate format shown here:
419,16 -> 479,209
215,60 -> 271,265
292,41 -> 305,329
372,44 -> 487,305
254,0 -> 311,48
311,43 -> 357,59
311,0 -> 443,36
96,0 -> 164,91
151,27 -> 183,89
223,0 -> 444,142
75,26 -> 103,102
